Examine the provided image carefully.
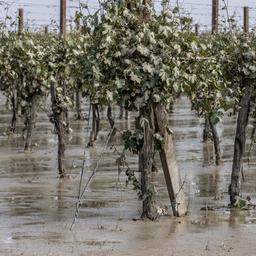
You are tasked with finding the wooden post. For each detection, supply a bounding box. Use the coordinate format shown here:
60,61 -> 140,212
195,24 -> 199,35
60,0 -> 66,35
244,7 -> 249,34
18,8 -> 24,36
74,17 -> 82,120
44,26 -> 48,34
75,16 -> 80,31
11,8 -> 24,133
50,0 -> 67,177
212,0 -> 219,33
154,104 -> 187,217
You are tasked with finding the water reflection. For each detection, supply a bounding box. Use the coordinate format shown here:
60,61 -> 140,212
202,141 -> 214,166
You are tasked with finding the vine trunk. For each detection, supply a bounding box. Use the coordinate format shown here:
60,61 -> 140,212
230,81 -> 253,205
24,95 -> 38,151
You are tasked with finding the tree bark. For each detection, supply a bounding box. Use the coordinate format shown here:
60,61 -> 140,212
51,83 -> 66,178
229,83 -> 253,205
24,95 -> 38,151
209,118 -> 222,165
139,104 -> 158,220
154,103 -> 187,217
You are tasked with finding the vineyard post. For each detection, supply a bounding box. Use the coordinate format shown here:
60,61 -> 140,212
75,16 -> 82,120
10,8 -> 24,132
59,0 -> 67,176
154,104 -> 188,216
18,8 -> 24,36
50,0 -> 67,177
243,7 -> 249,34
212,0 -> 219,33
211,0 -> 223,165
60,0 -> 70,132
75,16 -> 80,30
202,0 -> 214,146
195,24 -> 199,35
44,26 -> 48,34
60,0 -> 67,36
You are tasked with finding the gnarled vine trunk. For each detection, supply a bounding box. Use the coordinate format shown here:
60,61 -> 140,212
24,95 -> 38,151
209,119 -> 222,165
203,117 -> 211,142
119,104 -> 124,119
88,104 -> 100,147
75,88 -> 82,120
51,83 -> 66,178
152,152 -> 159,172
65,110 -> 70,133
229,83 -> 253,205
139,104 -> 158,220
10,91 -> 17,133
107,105 -> 115,128
154,103 -> 187,217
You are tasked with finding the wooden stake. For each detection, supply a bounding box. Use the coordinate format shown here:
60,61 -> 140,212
244,6 -> 249,34
154,104 -> 187,217
50,0 -> 67,177
75,15 -> 80,31
212,0 -> 219,34
60,0 -> 66,35
18,8 -> 24,36
44,26 -> 48,34
195,24 -> 199,35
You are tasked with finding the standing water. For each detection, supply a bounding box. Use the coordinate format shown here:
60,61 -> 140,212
1,95 -> 256,256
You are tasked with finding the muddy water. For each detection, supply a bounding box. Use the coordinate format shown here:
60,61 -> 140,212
1,95 -> 256,256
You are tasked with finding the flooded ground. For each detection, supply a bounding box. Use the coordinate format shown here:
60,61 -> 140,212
1,94 -> 256,256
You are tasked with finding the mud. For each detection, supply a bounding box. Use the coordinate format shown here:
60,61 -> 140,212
1,94 -> 256,256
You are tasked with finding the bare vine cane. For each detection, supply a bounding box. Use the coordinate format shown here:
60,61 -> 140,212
70,126 -> 115,230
